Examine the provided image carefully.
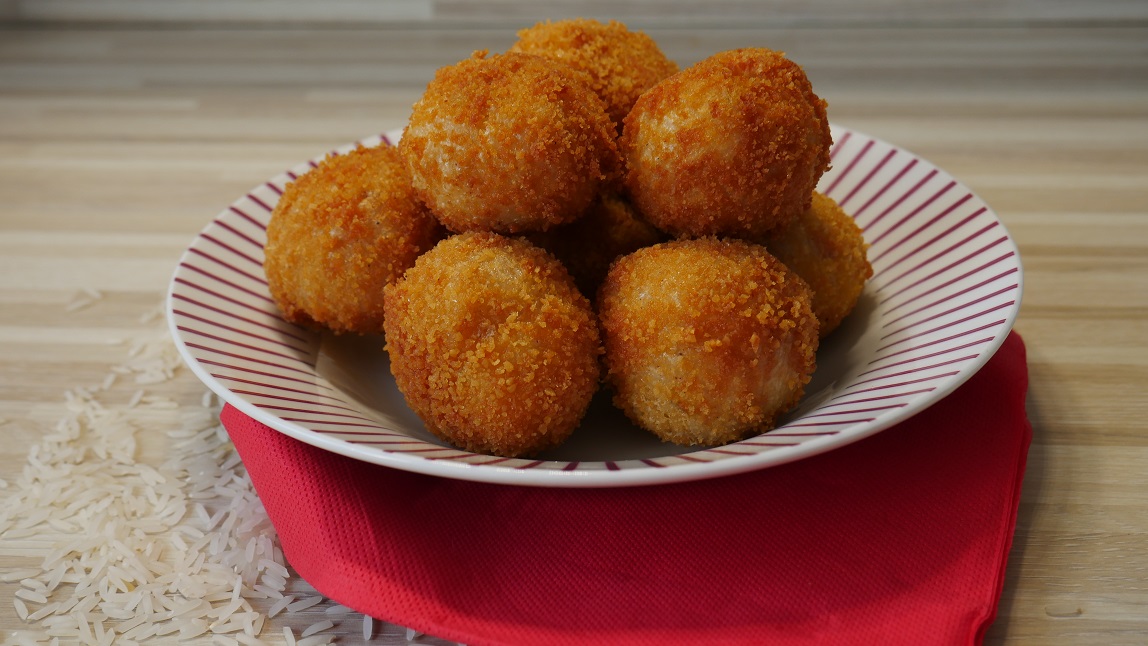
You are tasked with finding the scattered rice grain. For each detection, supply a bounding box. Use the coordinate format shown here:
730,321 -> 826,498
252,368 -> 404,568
235,633 -> 267,646
2,569 -> 41,583
10,630 -> 47,646
0,301 -> 450,646
16,588 -> 49,604
20,577 -> 48,592
286,595 -> 324,613
28,602 -> 61,621
267,594 -> 295,618
302,619 -> 334,637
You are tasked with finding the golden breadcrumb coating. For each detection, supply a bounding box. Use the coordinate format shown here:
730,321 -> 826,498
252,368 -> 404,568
263,144 -> 443,335
524,193 -> 665,297
598,238 -> 819,446
382,232 -> 602,458
620,48 -> 832,239
509,18 -> 680,132
759,192 -> 873,338
398,51 -> 620,234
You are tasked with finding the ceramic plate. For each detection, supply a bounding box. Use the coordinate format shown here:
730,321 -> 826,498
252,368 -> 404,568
167,125 -> 1022,487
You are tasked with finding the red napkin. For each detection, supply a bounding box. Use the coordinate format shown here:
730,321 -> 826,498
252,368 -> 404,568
221,331 -> 1031,646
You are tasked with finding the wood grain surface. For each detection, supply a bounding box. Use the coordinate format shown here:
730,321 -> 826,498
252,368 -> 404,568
2,21 -> 1147,645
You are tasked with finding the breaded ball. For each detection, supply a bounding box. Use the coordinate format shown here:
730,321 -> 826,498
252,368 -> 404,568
759,192 -> 873,338
399,51 -> 620,234
509,18 -> 679,132
599,238 -> 819,446
525,193 -> 664,297
382,232 -> 602,458
263,144 -> 442,335
620,48 -> 832,239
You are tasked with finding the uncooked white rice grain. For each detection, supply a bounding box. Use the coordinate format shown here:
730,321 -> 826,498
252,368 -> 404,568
28,602 -> 60,621
2,569 -> 41,583
235,633 -> 267,646
362,614 -> 374,640
302,619 -> 334,637
15,588 -> 49,604
268,595 -> 295,617
20,578 -> 48,592
286,595 -> 324,613
252,584 -> 282,599
282,626 -> 297,646
0,304 -> 422,646
258,557 -> 289,580
11,631 -> 45,646
261,571 -> 287,591
407,626 -> 424,640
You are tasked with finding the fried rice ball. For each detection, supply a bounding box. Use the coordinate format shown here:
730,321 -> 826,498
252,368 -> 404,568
382,232 -> 602,458
263,144 -> 443,335
509,18 -> 680,132
599,238 -> 819,446
759,192 -> 873,338
525,193 -> 665,297
399,51 -> 620,235
620,48 -> 832,239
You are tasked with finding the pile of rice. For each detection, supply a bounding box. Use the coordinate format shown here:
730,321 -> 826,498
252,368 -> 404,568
0,301 -> 460,646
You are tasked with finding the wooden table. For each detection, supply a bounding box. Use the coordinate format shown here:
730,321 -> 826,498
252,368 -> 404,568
2,24 -> 1146,644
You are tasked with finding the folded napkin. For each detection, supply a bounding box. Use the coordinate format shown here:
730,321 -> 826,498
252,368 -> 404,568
221,331 -> 1031,646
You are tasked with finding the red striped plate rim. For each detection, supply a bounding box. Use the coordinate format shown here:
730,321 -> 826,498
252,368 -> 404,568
166,125 -> 1023,487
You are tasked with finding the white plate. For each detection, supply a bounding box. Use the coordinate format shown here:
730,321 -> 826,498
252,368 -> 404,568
167,125 -> 1022,487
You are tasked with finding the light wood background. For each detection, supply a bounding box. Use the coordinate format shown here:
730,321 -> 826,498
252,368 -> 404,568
6,0 -> 1148,26
2,2 -> 1147,645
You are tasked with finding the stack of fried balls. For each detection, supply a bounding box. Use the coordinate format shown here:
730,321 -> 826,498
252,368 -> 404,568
263,19 -> 873,459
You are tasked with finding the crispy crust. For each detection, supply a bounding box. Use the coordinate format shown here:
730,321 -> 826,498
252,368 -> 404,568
620,48 -> 832,239
598,237 -> 819,446
509,18 -> 680,131
382,232 -> 602,458
524,193 -> 665,297
759,192 -> 873,337
398,51 -> 620,234
263,144 -> 443,335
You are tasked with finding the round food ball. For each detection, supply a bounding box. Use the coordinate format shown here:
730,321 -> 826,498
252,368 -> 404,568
509,18 -> 679,132
382,232 -> 602,458
525,193 -> 665,297
620,48 -> 832,239
263,144 -> 443,335
599,238 -> 819,446
759,192 -> 873,338
399,51 -> 620,234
